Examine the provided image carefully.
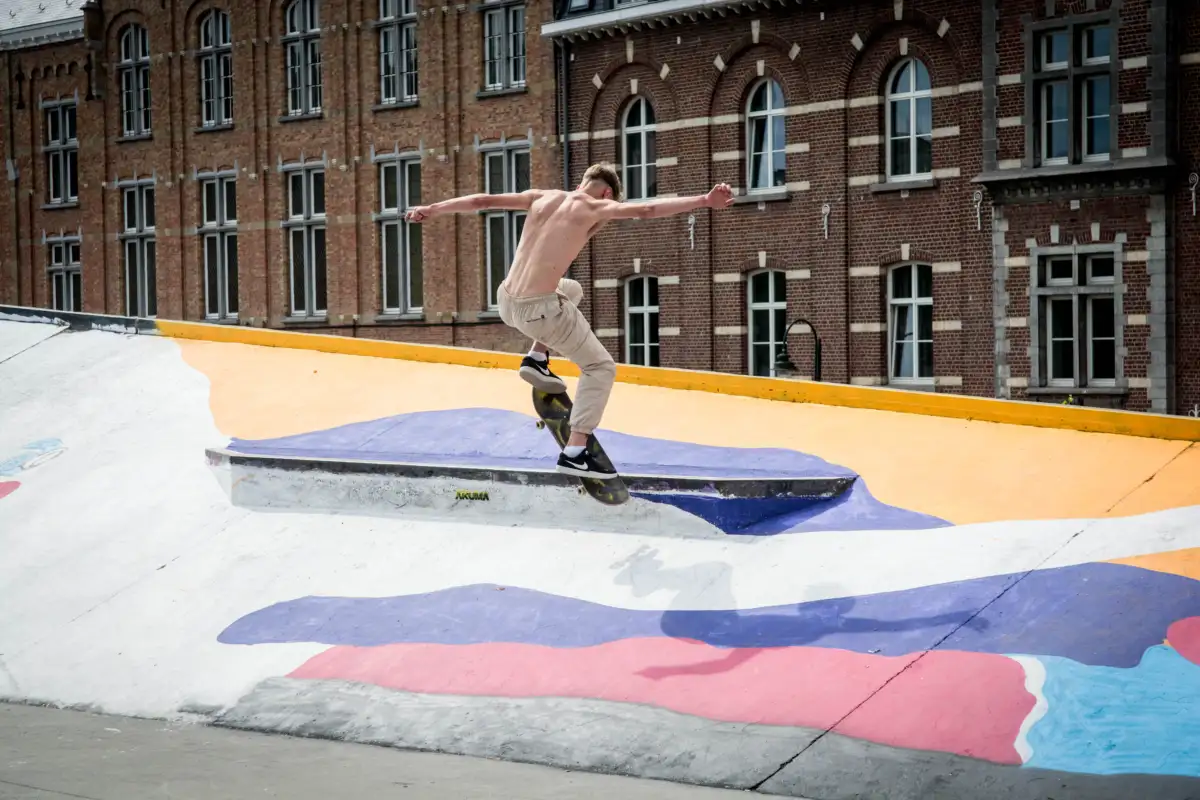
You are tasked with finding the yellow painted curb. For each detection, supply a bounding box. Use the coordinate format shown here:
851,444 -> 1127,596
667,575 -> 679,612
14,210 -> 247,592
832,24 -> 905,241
155,319 -> 1200,442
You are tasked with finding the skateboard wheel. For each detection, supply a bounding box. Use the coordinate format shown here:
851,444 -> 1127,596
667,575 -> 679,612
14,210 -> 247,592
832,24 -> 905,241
536,421 -> 545,429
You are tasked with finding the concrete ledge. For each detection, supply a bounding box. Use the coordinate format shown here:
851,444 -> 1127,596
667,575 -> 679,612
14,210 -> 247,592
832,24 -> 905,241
5,305 -> 1200,442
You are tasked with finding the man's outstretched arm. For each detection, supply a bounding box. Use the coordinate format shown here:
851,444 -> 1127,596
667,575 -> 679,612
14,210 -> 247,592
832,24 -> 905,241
594,183 -> 734,221
406,191 -> 537,222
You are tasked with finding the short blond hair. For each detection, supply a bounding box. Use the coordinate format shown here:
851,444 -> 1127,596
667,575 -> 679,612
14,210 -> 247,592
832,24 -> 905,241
583,162 -> 624,201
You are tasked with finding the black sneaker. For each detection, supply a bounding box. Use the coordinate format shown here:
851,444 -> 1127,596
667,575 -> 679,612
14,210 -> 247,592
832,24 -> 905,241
557,448 -> 617,479
519,355 -> 567,393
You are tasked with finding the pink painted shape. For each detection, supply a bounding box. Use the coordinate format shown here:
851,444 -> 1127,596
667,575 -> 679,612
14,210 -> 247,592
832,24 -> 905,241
0,481 -> 19,501
289,637 -> 1033,764
1167,617 -> 1200,666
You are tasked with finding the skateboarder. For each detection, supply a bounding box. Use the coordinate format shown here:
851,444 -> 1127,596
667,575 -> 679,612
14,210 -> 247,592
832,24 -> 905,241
406,164 -> 735,478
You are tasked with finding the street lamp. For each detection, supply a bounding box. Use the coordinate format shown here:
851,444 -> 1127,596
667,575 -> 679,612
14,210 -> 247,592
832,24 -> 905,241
773,317 -> 822,382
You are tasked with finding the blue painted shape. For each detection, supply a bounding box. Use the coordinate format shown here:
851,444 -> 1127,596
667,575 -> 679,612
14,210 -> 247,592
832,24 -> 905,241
217,562 -> 1200,668
1023,646 -> 1200,777
227,408 -> 948,534
631,491 -> 830,534
0,438 -> 65,477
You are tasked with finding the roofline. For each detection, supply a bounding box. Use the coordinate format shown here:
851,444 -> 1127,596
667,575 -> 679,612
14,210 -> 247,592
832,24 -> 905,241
540,0 -> 786,39
0,15 -> 85,51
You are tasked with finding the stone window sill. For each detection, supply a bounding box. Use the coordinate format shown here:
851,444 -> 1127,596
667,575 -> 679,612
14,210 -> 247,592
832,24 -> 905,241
278,112 -> 323,124
374,312 -> 425,323
870,178 -> 938,194
1025,386 -> 1129,397
195,123 -> 234,134
281,315 -> 330,326
477,310 -> 502,320
42,201 -> 79,211
734,188 -> 789,205
888,379 -> 937,392
477,86 -> 527,100
117,133 -> 152,144
202,316 -> 240,325
373,100 -> 419,113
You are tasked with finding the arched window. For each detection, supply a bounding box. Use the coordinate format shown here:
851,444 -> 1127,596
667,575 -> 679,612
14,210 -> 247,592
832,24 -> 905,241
746,78 -> 785,192
379,0 -> 417,104
625,276 -> 659,366
888,263 -> 934,381
198,10 -> 233,127
748,269 -> 786,377
886,58 -> 933,180
118,24 -> 151,137
621,97 -> 657,201
284,0 -> 322,115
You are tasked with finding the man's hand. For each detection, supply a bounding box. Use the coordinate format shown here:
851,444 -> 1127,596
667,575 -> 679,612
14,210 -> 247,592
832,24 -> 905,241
405,205 -> 435,223
705,183 -> 734,209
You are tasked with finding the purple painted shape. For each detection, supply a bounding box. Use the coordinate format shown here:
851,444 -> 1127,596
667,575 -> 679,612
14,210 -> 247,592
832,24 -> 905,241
227,408 -> 855,480
216,562 -> 1200,668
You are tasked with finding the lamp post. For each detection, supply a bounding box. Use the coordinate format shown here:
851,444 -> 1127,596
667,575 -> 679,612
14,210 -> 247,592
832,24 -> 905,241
773,317 -> 822,382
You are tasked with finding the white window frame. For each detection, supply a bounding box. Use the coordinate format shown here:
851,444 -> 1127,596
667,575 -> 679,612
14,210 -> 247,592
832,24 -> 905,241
120,183 -> 156,317
1033,250 -> 1120,390
745,78 -> 785,193
483,146 -> 530,310
199,9 -> 233,128
621,97 -> 657,201
283,166 -> 328,317
482,5 -> 526,92
118,24 -> 151,137
379,0 -> 418,105
43,102 -> 78,205
625,276 -> 659,366
284,0 -> 322,116
199,175 -> 238,320
1040,79 -> 1070,166
47,237 -> 82,312
1081,75 -> 1110,162
747,269 -> 786,377
887,263 -> 934,383
885,58 -> 933,181
378,158 -> 423,314
1031,22 -> 1113,166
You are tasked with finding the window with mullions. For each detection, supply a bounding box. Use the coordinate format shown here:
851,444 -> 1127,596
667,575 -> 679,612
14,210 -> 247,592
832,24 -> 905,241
1033,251 -> 1119,388
621,97 -> 657,201
483,147 -> 530,309
118,24 -> 151,137
888,263 -> 934,382
746,78 -> 785,192
121,184 -> 156,317
44,103 -> 78,205
625,276 -> 659,367
748,269 -> 786,377
199,9 -> 233,127
284,167 -> 327,317
1030,21 -> 1113,166
284,0 -> 322,115
886,59 -> 933,180
200,176 -> 238,320
482,5 -> 525,92
379,0 -> 418,104
379,159 -> 423,314
48,239 -> 82,312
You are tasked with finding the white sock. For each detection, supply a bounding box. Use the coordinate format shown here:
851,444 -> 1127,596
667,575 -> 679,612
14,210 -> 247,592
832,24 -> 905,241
563,445 -> 585,458
527,349 -> 547,361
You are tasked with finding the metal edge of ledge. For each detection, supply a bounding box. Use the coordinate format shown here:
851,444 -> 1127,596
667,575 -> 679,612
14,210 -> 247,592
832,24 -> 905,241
0,304 -> 158,335
205,448 -> 855,500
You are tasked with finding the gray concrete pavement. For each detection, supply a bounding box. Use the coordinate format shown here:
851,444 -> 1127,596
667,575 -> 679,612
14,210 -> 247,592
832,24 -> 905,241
0,702 -> 758,800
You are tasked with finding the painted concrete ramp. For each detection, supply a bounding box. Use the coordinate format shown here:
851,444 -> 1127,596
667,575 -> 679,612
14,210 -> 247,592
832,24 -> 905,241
2,317 -> 1200,800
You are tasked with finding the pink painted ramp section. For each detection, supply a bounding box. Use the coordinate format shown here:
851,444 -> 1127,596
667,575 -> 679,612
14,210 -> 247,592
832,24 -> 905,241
289,637 -> 1034,764
1168,617 -> 1200,666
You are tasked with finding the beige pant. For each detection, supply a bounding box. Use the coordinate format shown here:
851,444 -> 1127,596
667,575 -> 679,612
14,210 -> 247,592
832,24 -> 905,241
497,278 -> 616,436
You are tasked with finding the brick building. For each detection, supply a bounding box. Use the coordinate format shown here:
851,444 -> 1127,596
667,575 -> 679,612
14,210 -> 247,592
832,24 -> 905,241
2,0 -> 1198,415
0,0 -> 559,353
544,0 -> 1200,415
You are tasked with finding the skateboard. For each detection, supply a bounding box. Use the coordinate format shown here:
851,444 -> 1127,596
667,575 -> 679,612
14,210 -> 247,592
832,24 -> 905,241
531,387 -> 629,506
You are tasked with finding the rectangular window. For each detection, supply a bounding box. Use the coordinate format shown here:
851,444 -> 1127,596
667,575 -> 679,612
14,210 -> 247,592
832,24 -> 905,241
199,176 -> 238,319
1029,20 -> 1113,166
483,147 -> 530,309
198,10 -> 233,127
284,167 -> 327,317
121,184 -> 156,317
119,25 -> 152,137
44,103 -> 78,205
482,5 -> 526,92
747,269 -> 786,377
889,263 -> 934,382
625,276 -> 660,367
1033,251 -> 1121,389
48,239 -> 83,312
285,9 -> 322,116
379,0 -> 418,105
378,159 -> 423,314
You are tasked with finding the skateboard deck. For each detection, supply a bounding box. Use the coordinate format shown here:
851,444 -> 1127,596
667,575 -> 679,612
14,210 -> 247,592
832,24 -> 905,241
531,388 -> 629,506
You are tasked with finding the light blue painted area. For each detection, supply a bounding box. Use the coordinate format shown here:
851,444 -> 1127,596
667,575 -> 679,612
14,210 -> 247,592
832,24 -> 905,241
0,439 -> 65,477
1024,645 -> 1200,777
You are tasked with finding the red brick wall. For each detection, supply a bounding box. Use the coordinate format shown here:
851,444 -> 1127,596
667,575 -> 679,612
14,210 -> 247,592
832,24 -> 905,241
1178,2 -> 1200,416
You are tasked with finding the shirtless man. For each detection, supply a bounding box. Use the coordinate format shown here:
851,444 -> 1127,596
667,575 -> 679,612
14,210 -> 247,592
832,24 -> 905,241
405,163 -> 734,478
